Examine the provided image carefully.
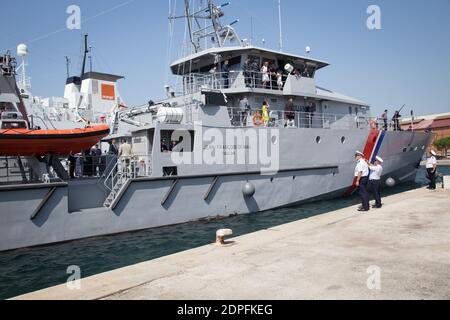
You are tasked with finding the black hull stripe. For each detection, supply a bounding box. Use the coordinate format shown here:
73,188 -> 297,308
0,129 -> 110,140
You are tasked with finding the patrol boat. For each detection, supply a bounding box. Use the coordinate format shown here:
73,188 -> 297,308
0,0 -> 434,252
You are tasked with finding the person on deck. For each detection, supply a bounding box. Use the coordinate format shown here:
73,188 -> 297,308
243,58 -> 252,87
284,98 -> 295,127
262,101 -> 270,127
222,60 -> 230,89
119,139 -> 133,175
392,111 -> 401,131
381,110 -> 388,130
239,96 -> 251,126
261,62 -> 270,89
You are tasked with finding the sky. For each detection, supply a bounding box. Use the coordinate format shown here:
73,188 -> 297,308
1,0 -> 450,117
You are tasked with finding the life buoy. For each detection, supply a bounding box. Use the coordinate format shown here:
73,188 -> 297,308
253,113 -> 263,127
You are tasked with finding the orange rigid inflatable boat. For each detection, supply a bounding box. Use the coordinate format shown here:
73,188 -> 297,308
0,125 -> 110,156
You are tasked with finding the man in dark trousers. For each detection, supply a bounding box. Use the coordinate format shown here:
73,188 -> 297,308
426,150 -> 438,190
108,139 -> 119,175
242,58 -> 252,87
368,156 -> 384,209
222,60 -> 230,89
109,139 -> 118,156
354,151 -> 370,212
381,110 -> 388,130
392,111 -> 401,131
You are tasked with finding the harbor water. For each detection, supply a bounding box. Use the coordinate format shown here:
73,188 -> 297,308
0,166 -> 448,300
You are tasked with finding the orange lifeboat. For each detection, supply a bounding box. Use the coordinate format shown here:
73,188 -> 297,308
0,125 -> 110,156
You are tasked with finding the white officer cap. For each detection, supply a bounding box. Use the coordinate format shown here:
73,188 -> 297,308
355,151 -> 364,157
376,156 -> 384,163
431,150 -> 437,156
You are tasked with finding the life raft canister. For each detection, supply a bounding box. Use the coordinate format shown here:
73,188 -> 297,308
253,113 -> 263,127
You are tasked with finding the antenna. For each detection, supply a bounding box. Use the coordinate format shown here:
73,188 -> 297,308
250,16 -> 254,45
80,34 -> 89,78
88,45 -> 93,72
278,0 -> 283,52
65,56 -> 70,78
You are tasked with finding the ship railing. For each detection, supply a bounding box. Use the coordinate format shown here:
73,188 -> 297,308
103,155 -> 149,193
180,71 -> 292,94
228,108 -> 370,130
374,118 -> 404,132
28,115 -> 58,130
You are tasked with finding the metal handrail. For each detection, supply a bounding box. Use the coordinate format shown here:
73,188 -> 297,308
228,108 -> 370,130
180,70 -> 294,94
103,156 -> 141,193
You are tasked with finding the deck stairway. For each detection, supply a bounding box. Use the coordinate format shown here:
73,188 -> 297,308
103,157 -> 142,208
103,173 -> 128,208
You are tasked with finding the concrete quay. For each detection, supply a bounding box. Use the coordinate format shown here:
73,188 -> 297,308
14,187 -> 450,300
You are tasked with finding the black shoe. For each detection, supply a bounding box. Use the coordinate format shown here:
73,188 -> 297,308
357,208 -> 369,212
372,205 -> 382,209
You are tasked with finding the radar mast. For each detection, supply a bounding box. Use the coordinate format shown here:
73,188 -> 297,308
169,0 -> 242,54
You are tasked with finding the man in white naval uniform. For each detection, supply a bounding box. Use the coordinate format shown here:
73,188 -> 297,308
355,151 -> 370,212
369,156 -> 384,209
426,150 -> 438,190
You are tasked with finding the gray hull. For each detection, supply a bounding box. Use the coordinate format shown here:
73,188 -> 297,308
0,129 -> 432,252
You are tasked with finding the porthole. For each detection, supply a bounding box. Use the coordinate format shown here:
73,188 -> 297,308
341,136 -> 346,144
316,136 -> 322,144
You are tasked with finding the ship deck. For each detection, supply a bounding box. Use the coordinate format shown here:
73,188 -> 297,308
14,186 -> 450,300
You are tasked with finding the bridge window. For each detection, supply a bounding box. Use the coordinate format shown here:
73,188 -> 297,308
160,130 -> 195,153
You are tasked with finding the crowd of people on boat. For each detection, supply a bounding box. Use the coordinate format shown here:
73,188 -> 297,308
211,57 -> 312,91
234,96 -> 317,128
66,139 -> 133,179
241,58 -> 300,90
379,109 -> 402,131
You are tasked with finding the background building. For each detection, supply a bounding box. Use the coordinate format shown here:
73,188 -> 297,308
401,112 -> 450,156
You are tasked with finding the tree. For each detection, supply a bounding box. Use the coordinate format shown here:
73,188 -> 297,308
434,137 -> 450,157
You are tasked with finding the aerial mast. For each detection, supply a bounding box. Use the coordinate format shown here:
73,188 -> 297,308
278,0 -> 283,52
184,0 -> 199,53
80,34 -> 89,78
65,56 -> 70,78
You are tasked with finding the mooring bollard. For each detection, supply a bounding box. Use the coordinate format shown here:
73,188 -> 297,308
216,229 -> 233,245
